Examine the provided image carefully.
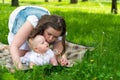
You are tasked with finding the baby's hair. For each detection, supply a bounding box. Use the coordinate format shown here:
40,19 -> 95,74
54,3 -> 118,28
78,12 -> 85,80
28,35 -> 43,51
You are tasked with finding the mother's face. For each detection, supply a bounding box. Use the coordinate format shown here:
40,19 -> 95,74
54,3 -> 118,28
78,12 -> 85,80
43,27 -> 62,43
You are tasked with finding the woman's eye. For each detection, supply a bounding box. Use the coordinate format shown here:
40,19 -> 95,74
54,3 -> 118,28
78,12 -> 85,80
48,33 -> 52,36
53,36 -> 57,39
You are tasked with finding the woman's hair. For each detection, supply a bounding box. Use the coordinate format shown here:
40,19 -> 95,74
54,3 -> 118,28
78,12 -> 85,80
28,14 -> 66,53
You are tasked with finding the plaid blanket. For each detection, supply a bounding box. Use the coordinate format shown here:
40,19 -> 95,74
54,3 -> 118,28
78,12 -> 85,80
0,41 -> 94,70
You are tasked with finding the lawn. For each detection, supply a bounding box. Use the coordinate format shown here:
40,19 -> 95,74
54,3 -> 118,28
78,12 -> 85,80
0,1 -> 120,80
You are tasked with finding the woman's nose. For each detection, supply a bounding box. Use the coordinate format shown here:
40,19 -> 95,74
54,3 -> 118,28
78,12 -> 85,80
48,36 -> 53,41
45,42 -> 49,45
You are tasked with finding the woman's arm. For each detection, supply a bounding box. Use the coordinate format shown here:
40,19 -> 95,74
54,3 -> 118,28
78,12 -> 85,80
53,41 -> 63,55
53,41 -> 68,66
10,21 -> 33,69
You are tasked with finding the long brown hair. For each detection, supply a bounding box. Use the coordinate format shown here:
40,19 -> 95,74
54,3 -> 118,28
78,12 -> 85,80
28,14 -> 66,53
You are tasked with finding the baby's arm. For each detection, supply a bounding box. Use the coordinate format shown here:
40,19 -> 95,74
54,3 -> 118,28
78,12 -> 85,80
50,56 -> 58,66
29,62 -> 36,68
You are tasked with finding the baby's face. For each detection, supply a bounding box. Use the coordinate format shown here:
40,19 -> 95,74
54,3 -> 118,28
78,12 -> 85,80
33,35 -> 49,53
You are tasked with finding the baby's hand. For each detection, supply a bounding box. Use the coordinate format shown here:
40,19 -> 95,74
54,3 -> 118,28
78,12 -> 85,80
59,56 -> 68,66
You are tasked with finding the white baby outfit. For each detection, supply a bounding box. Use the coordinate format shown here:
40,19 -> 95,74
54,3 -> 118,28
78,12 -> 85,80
20,49 -> 54,65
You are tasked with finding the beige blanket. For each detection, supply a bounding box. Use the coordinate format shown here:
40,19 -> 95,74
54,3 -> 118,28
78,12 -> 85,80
0,41 -> 94,70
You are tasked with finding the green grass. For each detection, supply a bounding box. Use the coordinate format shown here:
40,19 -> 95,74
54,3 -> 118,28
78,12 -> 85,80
0,1 -> 120,80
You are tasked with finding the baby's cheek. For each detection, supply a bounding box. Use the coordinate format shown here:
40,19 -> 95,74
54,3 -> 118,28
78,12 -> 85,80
42,47 -> 48,52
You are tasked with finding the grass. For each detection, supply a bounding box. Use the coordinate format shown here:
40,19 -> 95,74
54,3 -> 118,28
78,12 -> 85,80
0,1 -> 120,80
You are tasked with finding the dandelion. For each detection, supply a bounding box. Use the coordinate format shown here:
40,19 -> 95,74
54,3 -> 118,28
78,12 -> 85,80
93,77 -> 97,80
90,59 -> 94,63
102,31 -> 105,34
110,76 -> 113,80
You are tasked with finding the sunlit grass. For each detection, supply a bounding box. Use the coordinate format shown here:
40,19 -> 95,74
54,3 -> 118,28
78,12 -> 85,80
40,2 -> 120,14
0,1 -> 120,80
1,0 -> 120,14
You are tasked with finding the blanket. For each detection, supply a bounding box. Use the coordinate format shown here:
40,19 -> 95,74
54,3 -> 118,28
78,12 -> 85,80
0,41 -> 94,70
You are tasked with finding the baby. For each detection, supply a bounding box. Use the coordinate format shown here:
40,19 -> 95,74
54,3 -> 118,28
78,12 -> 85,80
20,35 -> 58,68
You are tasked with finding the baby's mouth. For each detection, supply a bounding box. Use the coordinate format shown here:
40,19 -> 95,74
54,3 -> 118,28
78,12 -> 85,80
46,45 -> 49,48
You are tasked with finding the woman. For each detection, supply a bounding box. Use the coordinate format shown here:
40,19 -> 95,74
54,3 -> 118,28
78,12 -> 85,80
8,6 -> 68,69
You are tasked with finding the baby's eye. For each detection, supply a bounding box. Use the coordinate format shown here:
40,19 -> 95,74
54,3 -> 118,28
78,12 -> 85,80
41,42 -> 44,44
39,41 -> 44,44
